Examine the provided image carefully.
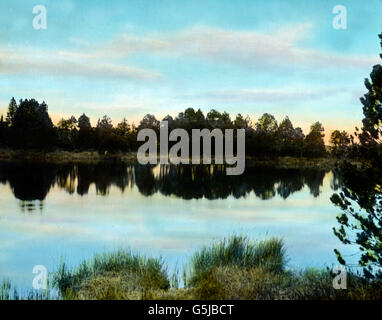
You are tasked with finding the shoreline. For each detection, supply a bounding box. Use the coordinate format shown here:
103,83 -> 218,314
1,235 -> 380,300
0,148 -> 368,170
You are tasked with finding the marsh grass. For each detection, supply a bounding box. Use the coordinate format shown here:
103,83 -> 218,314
289,268 -> 382,300
0,280 -> 13,300
0,279 -> 54,300
3,236 -> 382,300
186,266 -> 382,300
184,236 -> 286,287
53,250 -> 169,299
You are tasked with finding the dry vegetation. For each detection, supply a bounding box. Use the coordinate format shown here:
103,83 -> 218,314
2,236 -> 380,300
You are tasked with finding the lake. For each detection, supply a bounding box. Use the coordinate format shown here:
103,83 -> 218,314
0,161 -> 352,291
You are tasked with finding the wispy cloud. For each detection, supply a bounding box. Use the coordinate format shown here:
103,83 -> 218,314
98,25 -> 379,70
181,86 -> 360,103
1,24 -> 378,83
0,48 -> 162,81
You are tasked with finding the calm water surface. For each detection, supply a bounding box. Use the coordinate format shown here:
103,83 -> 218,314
0,161 -> 352,290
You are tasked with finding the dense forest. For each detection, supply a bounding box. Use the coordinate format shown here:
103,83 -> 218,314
0,98 -> 360,159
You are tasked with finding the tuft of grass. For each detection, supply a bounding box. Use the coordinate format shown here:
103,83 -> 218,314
53,250 -> 169,299
185,235 -> 286,287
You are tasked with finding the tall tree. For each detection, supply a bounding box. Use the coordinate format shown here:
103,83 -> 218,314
0,114 -> 5,145
330,130 -> 350,157
57,116 -> 77,131
331,33 -> 382,279
182,108 -> 206,130
357,33 -> 382,156
96,115 -> 113,131
277,117 -> 298,155
76,114 -> 93,149
11,99 -> 54,148
78,114 -> 91,131
206,109 -> 223,128
116,118 -> 130,136
138,114 -> 159,131
277,117 -> 295,143
6,97 -> 18,126
255,113 -> 278,134
233,113 -> 250,130
303,122 -> 326,157
220,111 -> 232,129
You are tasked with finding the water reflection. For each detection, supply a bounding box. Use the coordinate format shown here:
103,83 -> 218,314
0,161 -> 348,291
0,161 -> 339,211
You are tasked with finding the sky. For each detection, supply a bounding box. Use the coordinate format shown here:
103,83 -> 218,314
1,0 -> 382,138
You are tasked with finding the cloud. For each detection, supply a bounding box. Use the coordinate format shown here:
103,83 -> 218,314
0,48 -> 162,81
1,24 -> 378,83
98,25 -> 379,70
179,86 -> 359,104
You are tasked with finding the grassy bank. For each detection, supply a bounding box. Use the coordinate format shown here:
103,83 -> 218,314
0,148 -> 367,169
1,236 -> 381,300
0,148 -> 137,164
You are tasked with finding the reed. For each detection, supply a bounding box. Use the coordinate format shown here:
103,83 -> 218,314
2,236 -> 382,300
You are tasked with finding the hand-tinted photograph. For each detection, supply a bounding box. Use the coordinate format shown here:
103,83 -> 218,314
0,0 -> 382,306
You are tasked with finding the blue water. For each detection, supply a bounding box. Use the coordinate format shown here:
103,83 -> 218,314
0,162 -> 354,291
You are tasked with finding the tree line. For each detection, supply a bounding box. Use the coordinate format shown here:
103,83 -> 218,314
0,99 -> 357,158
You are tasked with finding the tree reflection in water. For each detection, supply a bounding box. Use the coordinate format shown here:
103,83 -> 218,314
0,161 -> 333,211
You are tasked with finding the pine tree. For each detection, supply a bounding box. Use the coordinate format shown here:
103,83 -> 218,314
331,33 -> 382,280
78,114 -> 91,131
359,33 -> 382,147
6,97 -> 17,126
